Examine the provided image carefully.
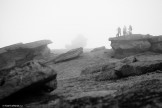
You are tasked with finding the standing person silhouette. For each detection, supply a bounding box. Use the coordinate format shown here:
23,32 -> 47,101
116,27 -> 121,37
123,26 -> 127,36
128,25 -> 132,35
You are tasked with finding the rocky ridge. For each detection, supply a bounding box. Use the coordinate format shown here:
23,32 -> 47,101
109,34 -> 162,58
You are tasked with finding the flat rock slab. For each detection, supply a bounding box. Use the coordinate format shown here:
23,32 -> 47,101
109,34 -> 162,58
115,60 -> 162,77
54,47 -> 83,63
109,34 -> 152,41
0,40 -> 52,71
68,90 -> 117,100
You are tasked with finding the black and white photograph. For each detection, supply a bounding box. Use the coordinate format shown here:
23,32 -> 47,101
0,0 -> 162,107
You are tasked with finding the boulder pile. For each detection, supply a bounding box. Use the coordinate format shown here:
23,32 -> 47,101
0,40 -> 57,102
0,40 -> 52,71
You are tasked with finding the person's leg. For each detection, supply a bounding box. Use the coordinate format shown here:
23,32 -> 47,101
119,32 -> 121,36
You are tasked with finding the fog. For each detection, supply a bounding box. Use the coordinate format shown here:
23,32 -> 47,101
65,35 -> 87,50
1,0 -> 162,49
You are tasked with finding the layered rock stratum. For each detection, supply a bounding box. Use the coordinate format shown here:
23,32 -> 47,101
0,40 -> 57,104
0,40 -> 52,71
109,34 -> 162,58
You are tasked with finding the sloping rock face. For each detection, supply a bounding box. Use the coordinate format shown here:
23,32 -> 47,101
0,60 -> 57,101
81,53 -> 162,81
57,78 -> 162,108
54,47 -> 83,63
0,40 -> 52,71
109,34 -> 162,58
91,46 -> 106,52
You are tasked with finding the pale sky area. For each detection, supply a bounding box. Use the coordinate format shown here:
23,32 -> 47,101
0,0 -> 162,49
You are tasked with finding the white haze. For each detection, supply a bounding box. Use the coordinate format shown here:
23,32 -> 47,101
65,34 -> 87,50
0,0 -> 162,49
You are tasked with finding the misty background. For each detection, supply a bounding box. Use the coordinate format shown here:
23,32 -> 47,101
0,0 -> 162,49
65,35 -> 87,50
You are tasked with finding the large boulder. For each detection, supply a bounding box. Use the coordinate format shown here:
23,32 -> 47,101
0,60 -> 57,101
115,60 -> 162,77
57,78 -> 162,108
0,40 -> 52,71
54,47 -> 83,63
111,40 -> 151,52
109,34 -> 152,58
109,34 -> 162,58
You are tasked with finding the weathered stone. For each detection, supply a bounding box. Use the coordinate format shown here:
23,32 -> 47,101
81,53 -> 162,81
51,76 -> 162,108
81,62 -> 115,75
109,34 -> 162,58
115,60 -> 162,77
120,56 -> 138,64
91,46 -> 106,52
0,40 -> 52,71
149,35 -> 162,43
151,43 -> 162,52
149,36 -> 162,52
95,70 -> 118,81
54,47 -> 83,63
23,40 -> 52,49
111,40 -> 151,52
68,90 -> 117,100
0,60 -> 57,101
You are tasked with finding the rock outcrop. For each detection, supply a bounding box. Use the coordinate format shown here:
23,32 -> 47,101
0,40 -> 57,102
0,60 -> 57,101
0,40 -> 52,71
53,47 -> 83,63
81,53 -> 162,81
109,34 -> 162,58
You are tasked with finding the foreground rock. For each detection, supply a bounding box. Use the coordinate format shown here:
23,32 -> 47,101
59,78 -> 162,108
0,40 -> 52,71
0,40 -> 58,103
53,47 -> 83,63
81,53 -> 162,81
27,71 -> 162,108
0,60 -> 57,101
109,34 -> 162,58
115,60 -> 162,77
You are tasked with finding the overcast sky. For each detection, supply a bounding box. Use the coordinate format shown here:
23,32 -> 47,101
0,0 -> 162,49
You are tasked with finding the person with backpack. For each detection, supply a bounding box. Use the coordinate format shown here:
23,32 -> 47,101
123,26 -> 127,36
116,27 -> 121,37
128,25 -> 132,35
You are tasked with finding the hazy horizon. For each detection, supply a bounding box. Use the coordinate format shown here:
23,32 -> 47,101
1,0 -> 162,49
